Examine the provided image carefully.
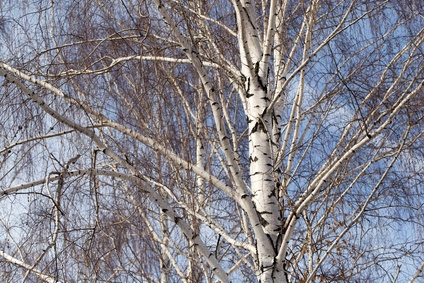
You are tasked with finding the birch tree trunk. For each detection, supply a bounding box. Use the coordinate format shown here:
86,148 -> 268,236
0,1 -> 423,283
235,1 -> 286,280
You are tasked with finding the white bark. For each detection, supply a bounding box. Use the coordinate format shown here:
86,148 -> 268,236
0,250 -> 61,283
231,1 -> 287,281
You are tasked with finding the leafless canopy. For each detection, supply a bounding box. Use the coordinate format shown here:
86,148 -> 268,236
0,0 -> 423,282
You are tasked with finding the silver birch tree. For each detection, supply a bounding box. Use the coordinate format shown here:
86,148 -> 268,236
0,0 -> 423,282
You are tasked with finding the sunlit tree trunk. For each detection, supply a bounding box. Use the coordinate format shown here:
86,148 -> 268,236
235,1 -> 287,281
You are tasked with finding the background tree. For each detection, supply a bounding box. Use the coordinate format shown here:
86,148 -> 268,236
0,0 -> 423,282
